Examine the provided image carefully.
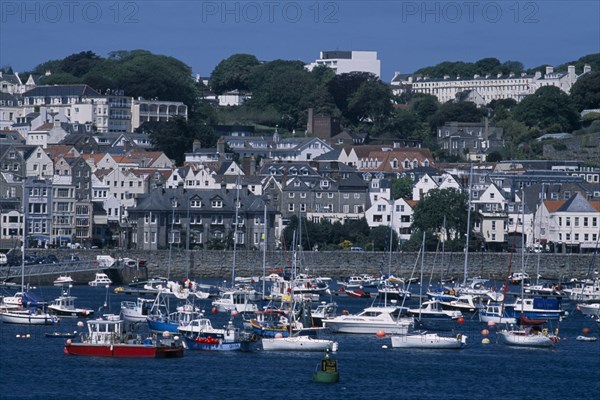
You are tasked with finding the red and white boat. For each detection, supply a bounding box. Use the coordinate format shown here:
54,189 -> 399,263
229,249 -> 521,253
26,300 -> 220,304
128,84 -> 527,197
64,314 -> 184,358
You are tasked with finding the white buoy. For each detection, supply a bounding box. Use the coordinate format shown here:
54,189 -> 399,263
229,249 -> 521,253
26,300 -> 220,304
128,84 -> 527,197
382,345 -> 388,349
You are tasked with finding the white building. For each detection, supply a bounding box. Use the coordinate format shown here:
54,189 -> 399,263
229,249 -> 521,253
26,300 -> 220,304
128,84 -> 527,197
391,64 -> 591,105
306,51 -> 381,78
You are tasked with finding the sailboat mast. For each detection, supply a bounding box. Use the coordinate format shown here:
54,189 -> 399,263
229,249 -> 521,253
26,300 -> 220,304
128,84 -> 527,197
520,189 -> 526,313
231,174 -> 241,287
21,178 -> 25,292
463,164 -> 473,286
262,199 -> 267,300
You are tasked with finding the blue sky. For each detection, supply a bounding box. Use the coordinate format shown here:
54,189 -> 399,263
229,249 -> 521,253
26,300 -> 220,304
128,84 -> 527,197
1,1 -> 599,81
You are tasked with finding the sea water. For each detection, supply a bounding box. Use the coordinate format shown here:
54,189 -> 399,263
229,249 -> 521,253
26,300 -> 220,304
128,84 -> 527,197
1,282 -> 599,400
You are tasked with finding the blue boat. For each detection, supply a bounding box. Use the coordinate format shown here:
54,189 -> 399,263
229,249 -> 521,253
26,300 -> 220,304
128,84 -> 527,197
504,296 -> 564,320
146,292 -> 201,333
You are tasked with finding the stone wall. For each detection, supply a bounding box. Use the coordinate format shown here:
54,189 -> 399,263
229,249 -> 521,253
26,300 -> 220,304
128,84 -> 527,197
80,249 -> 594,281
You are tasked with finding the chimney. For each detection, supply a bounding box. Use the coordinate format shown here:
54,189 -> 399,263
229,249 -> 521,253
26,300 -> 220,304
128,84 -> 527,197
307,108 -> 314,134
473,74 -> 479,79
497,73 -> 502,78
545,66 -> 553,75
217,137 -> 225,154
192,139 -> 201,152
583,64 -> 591,74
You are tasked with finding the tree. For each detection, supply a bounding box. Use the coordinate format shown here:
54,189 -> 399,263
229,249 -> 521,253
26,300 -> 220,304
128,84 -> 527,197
383,109 -> 420,139
428,102 -> 485,130
570,71 -> 600,111
368,226 -> 399,252
411,188 -> 470,248
60,51 -> 103,77
513,86 -> 580,133
327,72 -> 380,122
409,94 -> 439,122
209,54 -> 260,95
247,60 -> 319,131
391,176 -> 414,199
346,80 -> 394,127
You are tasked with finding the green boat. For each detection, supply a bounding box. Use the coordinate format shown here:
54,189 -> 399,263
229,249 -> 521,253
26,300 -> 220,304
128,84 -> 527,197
312,350 -> 339,383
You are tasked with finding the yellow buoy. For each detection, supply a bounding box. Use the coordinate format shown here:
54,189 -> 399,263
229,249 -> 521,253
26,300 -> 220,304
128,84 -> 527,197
481,338 -> 491,344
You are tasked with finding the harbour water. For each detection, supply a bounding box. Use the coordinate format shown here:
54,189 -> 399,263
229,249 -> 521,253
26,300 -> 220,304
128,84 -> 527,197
1,282 -> 599,400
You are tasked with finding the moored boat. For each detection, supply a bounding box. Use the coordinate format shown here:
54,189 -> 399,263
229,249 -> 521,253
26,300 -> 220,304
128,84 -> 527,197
390,331 -> 467,349
262,334 -> 338,352
323,304 -> 412,334
64,314 -> 184,358
497,326 -> 558,348
48,288 -> 94,318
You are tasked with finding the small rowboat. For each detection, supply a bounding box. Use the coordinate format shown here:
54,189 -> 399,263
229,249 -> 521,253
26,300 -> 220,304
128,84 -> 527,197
45,332 -> 77,338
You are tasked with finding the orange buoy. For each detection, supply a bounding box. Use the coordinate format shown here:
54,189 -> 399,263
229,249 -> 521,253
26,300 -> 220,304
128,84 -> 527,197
375,330 -> 386,337
341,310 -> 349,315
457,317 -> 465,324
582,327 -> 591,334
487,321 -> 496,327
481,329 -> 490,336
211,307 -> 218,313
231,310 -> 239,317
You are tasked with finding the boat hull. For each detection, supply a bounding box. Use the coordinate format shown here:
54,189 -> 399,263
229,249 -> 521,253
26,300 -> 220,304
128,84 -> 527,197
391,333 -> 466,349
0,311 -> 58,325
47,307 -> 94,318
497,330 -> 556,347
323,320 -> 410,335
262,336 -> 337,351
64,343 -> 184,358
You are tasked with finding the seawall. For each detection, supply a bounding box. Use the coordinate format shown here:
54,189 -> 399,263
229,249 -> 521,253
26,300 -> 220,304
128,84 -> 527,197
82,249 -> 594,282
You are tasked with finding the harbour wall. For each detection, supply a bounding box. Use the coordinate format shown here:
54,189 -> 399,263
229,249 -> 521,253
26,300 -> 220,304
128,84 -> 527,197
78,249 -> 595,282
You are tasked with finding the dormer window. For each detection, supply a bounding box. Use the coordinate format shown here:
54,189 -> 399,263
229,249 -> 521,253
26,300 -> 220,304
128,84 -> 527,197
320,180 -> 329,188
211,200 -> 223,208
190,200 -> 202,208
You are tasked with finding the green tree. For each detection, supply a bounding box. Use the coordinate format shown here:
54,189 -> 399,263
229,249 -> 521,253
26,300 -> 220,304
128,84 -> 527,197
60,51 -> 103,77
383,109 -> 420,139
409,94 -> 439,122
327,72 -> 380,122
247,60 -> 319,131
347,80 -> 394,127
513,86 -> 580,133
428,102 -> 485,130
391,176 -> 414,199
570,71 -> 600,111
209,53 -> 260,95
411,188 -> 470,247
368,226 -> 399,252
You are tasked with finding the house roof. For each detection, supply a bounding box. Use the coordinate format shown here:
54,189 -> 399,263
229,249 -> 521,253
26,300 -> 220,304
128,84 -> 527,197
23,84 -> 101,98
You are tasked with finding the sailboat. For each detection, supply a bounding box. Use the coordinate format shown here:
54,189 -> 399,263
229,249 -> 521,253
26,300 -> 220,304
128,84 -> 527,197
0,182 -> 58,325
497,190 -> 559,348
391,233 -> 467,349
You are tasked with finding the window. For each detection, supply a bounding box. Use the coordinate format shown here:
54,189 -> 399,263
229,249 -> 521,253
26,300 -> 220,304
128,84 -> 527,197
288,203 -> 294,212
191,200 -> 201,208
316,193 -> 322,198
343,193 -> 349,199
211,215 -> 223,225
575,217 -> 579,227
289,193 -> 295,198
327,193 -> 334,199
211,200 -> 223,208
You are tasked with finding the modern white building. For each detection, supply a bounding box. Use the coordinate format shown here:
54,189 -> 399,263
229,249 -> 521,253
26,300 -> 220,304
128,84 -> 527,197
306,51 -> 381,78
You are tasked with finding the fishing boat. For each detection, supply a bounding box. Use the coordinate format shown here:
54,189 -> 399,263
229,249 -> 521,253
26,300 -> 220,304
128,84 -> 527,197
262,333 -> 338,352
182,320 -> 259,351
120,297 -> 154,322
211,288 -> 259,313
478,303 -> 517,324
177,314 -> 230,341
146,291 -> 201,333
439,294 -> 484,313
311,301 -> 337,327
504,296 -> 564,321
47,287 -> 94,318
391,331 -> 467,349
313,349 -> 339,383
88,273 -> 112,287
64,314 -> 184,358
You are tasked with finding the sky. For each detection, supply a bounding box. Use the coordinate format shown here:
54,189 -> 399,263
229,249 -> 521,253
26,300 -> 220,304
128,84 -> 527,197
1,0 -> 599,81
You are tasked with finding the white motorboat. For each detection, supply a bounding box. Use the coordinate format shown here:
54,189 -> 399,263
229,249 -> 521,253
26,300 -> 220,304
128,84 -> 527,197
0,307 -> 59,325
578,303 -> 600,316
88,273 -> 112,287
497,327 -> 558,348
391,331 -> 467,349
478,303 -> 517,324
408,300 -> 463,321
323,305 -> 413,334
212,289 -> 259,313
262,335 -> 338,352
120,298 -> 154,322
53,275 -> 75,286
564,278 -> 600,302
177,315 -> 227,337
48,288 -> 94,318
439,294 -> 484,313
